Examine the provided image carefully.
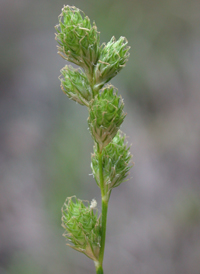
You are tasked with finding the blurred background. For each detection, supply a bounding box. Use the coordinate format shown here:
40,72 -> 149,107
0,0 -> 200,273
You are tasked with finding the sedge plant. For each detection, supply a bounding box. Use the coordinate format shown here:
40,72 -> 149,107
55,5 -> 132,274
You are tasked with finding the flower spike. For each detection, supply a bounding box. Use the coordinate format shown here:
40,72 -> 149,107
60,65 -> 93,106
94,36 -> 130,90
91,131 -> 133,195
55,5 -> 132,273
55,5 -> 100,80
88,86 -> 126,151
62,196 -> 101,261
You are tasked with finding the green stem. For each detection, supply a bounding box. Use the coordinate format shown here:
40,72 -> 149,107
98,145 -> 104,194
96,144 -> 109,272
99,199 -> 108,264
94,261 -> 104,274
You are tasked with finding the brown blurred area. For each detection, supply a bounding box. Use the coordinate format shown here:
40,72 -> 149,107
0,0 -> 200,273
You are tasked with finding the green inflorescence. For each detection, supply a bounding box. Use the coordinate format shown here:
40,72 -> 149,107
60,65 -> 93,106
91,131 -> 133,197
88,86 -> 126,151
55,5 -> 132,274
62,196 -> 101,261
55,5 -> 100,81
94,36 -> 130,91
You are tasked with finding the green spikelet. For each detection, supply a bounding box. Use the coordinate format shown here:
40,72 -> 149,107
88,86 -> 126,151
62,196 -> 101,261
55,5 -> 100,80
94,36 -> 130,91
91,131 -> 133,195
60,65 -> 93,106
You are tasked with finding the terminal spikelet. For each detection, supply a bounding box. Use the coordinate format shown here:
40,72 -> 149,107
55,5 -> 100,79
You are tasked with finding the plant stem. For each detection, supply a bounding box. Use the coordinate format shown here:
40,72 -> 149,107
94,261 -> 104,274
96,144 -> 109,273
99,198 -> 108,263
